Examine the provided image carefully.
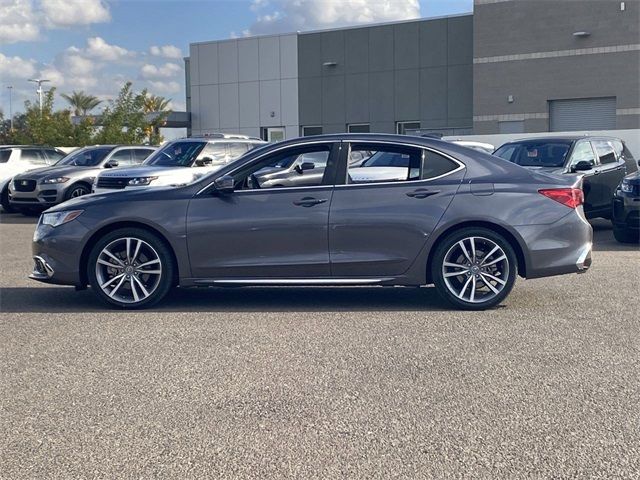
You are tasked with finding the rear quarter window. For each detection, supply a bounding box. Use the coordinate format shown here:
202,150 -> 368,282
422,150 -> 460,179
0,150 -> 11,163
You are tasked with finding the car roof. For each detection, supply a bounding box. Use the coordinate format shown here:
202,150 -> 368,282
502,135 -> 623,144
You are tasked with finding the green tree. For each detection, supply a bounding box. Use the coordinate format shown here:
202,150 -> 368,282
93,82 -> 149,145
60,90 -> 103,116
11,89 -> 77,146
142,94 -> 171,145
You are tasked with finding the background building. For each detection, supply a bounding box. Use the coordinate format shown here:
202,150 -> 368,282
185,0 -> 639,140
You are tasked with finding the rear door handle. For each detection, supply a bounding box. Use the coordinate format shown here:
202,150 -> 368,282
406,189 -> 440,199
293,197 -> 327,207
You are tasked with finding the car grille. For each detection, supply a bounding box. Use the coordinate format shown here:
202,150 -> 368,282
13,179 -> 37,192
96,177 -> 131,189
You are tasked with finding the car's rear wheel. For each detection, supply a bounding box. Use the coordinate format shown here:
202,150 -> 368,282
613,224 -> 640,244
65,183 -> 91,200
87,228 -> 174,308
431,227 -> 517,310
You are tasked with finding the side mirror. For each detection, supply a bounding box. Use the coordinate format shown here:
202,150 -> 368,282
105,159 -> 119,168
213,175 -> 235,194
195,157 -> 213,167
300,162 -> 315,171
572,161 -> 593,172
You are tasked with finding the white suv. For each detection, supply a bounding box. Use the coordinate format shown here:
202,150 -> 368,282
1,146 -> 67,212
93,134 -> 266,193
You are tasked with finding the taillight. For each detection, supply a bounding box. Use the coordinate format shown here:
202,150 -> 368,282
538,188 -> 584,209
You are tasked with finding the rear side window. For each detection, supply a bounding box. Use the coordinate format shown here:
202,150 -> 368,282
568,141 -> 597,168
348,144 -> 422,184
109,149 -> 134,166
20,149 -> 47,164
0,150 -> 11,163
199,143 -> 228,166
592,140 -> 616,164
422,150 -> 460,179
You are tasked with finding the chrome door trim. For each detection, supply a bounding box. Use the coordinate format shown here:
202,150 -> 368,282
194,278 -> 394,285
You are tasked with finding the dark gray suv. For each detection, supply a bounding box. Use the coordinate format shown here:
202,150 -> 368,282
30,134 -> 592,310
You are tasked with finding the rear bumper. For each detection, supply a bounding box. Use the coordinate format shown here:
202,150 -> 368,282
515,209 -> 593,279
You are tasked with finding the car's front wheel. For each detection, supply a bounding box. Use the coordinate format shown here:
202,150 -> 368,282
87,228 -> 175,308
65,183 -> 91,200
431,227 -> 517,310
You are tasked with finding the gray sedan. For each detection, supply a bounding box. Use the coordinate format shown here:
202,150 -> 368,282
29,134 -> 592,310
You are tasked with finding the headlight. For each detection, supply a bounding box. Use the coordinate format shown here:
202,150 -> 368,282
128,176 -> 158,186
41,176 -> 69,184
41,210 -> 83,227
621,181 -> 633,193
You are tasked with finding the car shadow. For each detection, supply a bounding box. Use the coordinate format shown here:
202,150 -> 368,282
0,212 -> 39,224
0,285 -> 453,313
590,219 -> 640,252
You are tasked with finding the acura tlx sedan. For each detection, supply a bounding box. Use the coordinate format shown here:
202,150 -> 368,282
30,134 -> 592,310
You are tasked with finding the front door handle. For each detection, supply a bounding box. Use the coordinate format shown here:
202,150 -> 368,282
293,197 -> 327,207
406,189 -> 440,199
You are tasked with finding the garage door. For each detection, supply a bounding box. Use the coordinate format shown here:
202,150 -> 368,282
549,97 -> 616,132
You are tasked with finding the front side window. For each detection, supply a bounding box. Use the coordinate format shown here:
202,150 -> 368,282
145,141 -> 207,167
568,141 -> 597,168
133,149 -> 154,163
198,143 -> 228,166
58,147 -> 113,167
227,143 -> 249,159
108,149 -> 133,166
44,149 -> 65,162
348,144 -> 422,184
592,140 -> 617,165
20,149 -> 47,164
494,141 -> 572,168
234,144 -> 334,190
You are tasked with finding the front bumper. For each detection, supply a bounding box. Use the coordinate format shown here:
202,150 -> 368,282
515,208 -> 593,279
9,181 -> 66,207
30,217 -> 90,286
612,190 -> 640,231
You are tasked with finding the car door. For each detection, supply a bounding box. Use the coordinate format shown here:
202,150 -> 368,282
329,141 -> 465,277
186,141 -> 340,279
592,140 -> 627,210
565,140 -> 602,215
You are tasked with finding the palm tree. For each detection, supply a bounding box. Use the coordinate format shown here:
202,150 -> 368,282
60,91 -> 102,116
142,94 -> 172,144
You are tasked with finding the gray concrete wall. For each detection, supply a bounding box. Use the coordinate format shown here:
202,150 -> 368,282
297,15 -> 474,135
473,0 -> 640,134
188,33 -> 299,139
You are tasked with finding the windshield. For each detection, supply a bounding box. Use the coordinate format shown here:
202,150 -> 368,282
57,147 -> 113,167
361,151 -> 411,168
145,141 -> 207,167
494,141 -> 572,167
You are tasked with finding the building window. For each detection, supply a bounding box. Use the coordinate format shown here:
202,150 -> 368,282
347,123 -> 370,133
301,126 -> 323,137
396,121 -> 421,135
261,127 -> 286,143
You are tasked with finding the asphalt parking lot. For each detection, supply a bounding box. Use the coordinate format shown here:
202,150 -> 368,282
0,214 -> 638,479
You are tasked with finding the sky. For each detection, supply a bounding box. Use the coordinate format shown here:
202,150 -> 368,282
0,0 -> 473,137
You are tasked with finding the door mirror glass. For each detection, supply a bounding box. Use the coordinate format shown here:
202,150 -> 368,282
214,175 -> 235,194
572,160 -> 593,172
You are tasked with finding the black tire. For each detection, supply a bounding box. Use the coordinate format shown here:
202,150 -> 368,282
613,224 -> 640,244
431,227 -> 518,310
1,186 -> 16,213
87,228 -> 175,309
64,183 -> 91,201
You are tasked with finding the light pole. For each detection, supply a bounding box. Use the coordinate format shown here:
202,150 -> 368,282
6,85 -> 13,131
28,78 -> 50,115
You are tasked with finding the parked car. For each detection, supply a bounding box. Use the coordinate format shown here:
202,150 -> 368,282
30,134 -> 592,311
9,145 -> 156,214
493,136 -> 637,220
612,171 -> 640,243
0,145 -> 67,212
450,140 -> 495,155
93,134 -> 266,194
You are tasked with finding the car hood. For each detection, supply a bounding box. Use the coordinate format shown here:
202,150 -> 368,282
623,170 -> 640,184
14,165 -> 98,180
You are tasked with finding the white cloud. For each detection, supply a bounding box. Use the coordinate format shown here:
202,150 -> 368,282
41,0 -> 110,27
149,45 -> 183,60
0,52 -> 37,78
85,36 -> 134,61
248,0 -> 420,34
147,80 -> 181,94
0,0 -> 39,43
140,62 -> 182,79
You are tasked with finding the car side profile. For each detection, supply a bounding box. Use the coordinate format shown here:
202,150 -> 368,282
9,145 -> 156,214
30,134 -> 592,311
0,145 -> 67,212
494,136 -> 636,220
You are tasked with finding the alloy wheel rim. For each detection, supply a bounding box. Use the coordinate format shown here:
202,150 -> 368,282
442,236 -> 509,304
71,187 -> 88,198
95,237 -> 162,304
